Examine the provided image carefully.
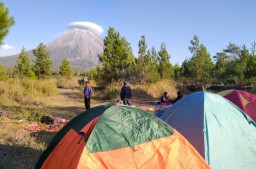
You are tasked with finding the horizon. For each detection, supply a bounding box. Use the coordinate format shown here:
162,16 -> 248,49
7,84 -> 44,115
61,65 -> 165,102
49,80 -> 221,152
1,0 -> 256,65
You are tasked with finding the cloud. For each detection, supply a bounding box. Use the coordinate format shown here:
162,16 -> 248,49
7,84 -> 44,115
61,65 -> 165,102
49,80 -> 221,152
0,44 -> 15,50
0,44 -> 17,57
68,22 -> 104,34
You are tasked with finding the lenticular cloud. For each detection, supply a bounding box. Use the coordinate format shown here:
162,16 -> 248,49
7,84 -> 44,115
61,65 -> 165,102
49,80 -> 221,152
68,22 -> 104,35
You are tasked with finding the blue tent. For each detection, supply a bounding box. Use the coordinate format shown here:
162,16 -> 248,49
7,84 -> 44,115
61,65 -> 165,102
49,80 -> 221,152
160,92 -> 256,169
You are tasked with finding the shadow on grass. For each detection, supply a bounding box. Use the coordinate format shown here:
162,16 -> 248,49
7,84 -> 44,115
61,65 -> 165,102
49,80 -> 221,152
60,91 -> 83,101
0,144 -> 42,169
132,88 -> 157,101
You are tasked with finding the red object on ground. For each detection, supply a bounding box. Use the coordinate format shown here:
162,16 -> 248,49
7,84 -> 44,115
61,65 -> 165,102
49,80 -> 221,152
24,119 -> 70,132
160,101 -> 173,106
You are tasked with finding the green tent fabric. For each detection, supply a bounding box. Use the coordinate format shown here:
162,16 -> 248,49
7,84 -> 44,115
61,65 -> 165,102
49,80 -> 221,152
35,104 -> 175,169
161,92 -> 256,169
86,105 -> 174,152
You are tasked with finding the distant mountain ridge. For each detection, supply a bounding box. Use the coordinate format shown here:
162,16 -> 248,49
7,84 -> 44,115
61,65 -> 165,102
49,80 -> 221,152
0,28 -> 104,71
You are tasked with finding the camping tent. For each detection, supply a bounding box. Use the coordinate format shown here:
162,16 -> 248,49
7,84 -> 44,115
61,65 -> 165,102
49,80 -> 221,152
218,89 -> 256,122
160,92 -> 256,169
36,104 -> 209,169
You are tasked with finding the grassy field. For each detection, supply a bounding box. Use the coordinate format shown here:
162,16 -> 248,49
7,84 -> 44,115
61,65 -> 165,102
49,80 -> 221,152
0,79 -> 178,169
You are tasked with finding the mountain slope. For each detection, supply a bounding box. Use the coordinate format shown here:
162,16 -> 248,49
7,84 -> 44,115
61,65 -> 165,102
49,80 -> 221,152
0,28 -> 104,71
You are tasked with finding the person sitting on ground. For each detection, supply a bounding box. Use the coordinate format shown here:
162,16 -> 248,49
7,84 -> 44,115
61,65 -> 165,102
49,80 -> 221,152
173,91 -> 183,103
161,92 -> 169,102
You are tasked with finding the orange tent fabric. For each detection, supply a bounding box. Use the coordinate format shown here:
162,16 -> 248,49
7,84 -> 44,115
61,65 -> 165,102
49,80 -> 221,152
37,104 -> 209,169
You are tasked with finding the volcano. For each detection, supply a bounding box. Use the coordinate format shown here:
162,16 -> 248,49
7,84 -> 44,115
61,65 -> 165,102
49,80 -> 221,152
0,27 -> 104,71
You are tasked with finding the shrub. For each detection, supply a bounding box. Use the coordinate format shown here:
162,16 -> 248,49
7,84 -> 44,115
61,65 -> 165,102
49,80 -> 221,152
0,64 -> 8,81
103,85 -> 119,100
57,77 -> 78,88
0,78 -> 57,107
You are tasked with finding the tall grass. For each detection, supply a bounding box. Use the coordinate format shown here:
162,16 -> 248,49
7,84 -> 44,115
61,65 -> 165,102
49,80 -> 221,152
56,77 -> 79,88
101,79 -> 178,100
142,79 -> 178,98
0,78 -> 57,106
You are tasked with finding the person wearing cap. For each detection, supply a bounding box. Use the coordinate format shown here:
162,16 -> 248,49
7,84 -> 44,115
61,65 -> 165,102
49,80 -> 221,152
83,81 -> 92,110
120,81 -> 132,106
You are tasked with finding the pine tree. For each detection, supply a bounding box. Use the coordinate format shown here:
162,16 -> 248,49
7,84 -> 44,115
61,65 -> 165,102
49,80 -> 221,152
158,43 -> 173,79
60,57 -> 73,78
15,47 -> 35,78
137,35 -> 148,83
32,43 -> 52,79
0,2 -> 14,45
213,52 -> 229,83
173,63 -> 181,80
98,27 -> 136,84
188,36 -> 214,85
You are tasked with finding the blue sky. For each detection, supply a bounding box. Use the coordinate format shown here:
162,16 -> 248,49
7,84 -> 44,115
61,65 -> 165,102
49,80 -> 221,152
0,0 -> 256,65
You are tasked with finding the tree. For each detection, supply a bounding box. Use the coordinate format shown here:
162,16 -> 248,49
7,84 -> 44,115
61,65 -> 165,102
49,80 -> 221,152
173,63 -> 181,80
187,36 -> 214,85
151,46 -> 158,61
136,36 -> 159,83
158,42 -> 173,79
32,43 -> 52,78
0,2 -> 14,45
59,57 -> 73,78
15,47 -> 35,78
0,64 -> 8,81
213,52 -> 230,83
138,35 -> 147,58
247,44 -> 256,79
223,45 -> 250,85
223,43 -> 241,60
137,35 -> 148,83
98,27 -> 136,84
188,35 -> 200,57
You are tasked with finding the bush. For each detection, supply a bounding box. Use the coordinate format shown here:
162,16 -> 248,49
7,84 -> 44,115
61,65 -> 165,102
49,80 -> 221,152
0,64 -> 8,81
103,85 -> 119,100
57,77 -> 78,88
0,78 -> 57,106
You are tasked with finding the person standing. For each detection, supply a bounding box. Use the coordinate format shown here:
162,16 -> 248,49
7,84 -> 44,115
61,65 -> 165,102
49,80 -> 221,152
83,81 -> 92,110
120,81 -> 132,106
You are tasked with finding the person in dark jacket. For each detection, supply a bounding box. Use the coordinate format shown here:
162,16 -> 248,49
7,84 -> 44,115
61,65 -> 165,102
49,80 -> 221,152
173,91 -> 183,103
120,81 -> 132,106
83,81 -> 92,110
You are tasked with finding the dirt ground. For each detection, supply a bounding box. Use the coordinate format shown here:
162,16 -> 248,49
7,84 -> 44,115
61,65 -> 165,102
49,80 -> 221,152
0,87 -> 159,169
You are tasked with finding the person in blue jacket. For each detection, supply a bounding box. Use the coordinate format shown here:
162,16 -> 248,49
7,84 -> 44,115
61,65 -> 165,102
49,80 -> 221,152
83,81 -> 92,110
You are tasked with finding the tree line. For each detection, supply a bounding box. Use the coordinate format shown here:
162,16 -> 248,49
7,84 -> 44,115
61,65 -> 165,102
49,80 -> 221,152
89,27 -> 256,87
1,2 -> 255,87
0,43 -> 73,80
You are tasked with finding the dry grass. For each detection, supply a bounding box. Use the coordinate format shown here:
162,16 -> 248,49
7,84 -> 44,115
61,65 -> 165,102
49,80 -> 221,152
138,79 -> 178,99
0,78 -> 179,169
101,79 -> 178,100
0,78 -> 57,107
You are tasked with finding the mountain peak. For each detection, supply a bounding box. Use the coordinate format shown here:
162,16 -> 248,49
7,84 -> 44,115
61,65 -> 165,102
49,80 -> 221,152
0,26 -> 104,71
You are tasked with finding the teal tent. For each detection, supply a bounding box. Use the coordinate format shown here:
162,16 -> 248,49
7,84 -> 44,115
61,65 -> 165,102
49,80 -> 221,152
160,92 -> 256,169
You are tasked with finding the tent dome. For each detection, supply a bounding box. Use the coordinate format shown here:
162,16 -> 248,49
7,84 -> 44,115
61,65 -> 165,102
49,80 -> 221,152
36,104 -> 209,169
161,92 -> 256,169
218,89 -> 256,122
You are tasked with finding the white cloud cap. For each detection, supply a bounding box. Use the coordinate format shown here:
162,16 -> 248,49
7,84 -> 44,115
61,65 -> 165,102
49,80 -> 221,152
0,44 -> 15,50
68,22 -> 104,34
0,44 -> 17,57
